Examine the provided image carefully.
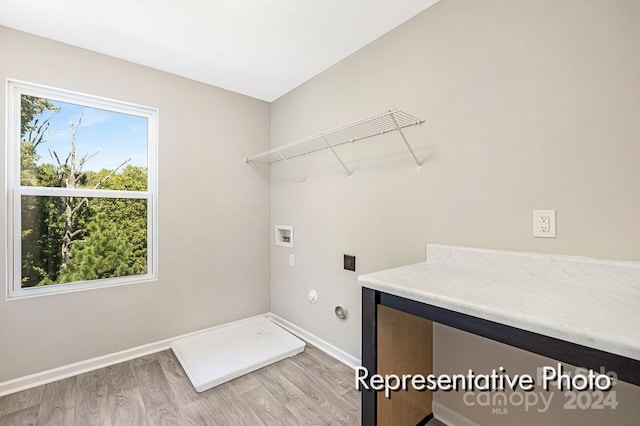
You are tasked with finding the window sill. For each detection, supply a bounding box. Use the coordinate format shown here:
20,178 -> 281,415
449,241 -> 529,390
6,274 -> 158,301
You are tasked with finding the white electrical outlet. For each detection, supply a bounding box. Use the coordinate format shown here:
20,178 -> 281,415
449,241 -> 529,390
540,216 -> 550,232
289,254 -> 295,268
533,210 -> 556,238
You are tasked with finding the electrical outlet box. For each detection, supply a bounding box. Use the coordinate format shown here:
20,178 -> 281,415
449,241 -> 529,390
533,210 -> 556,238
344,254 -> 356,271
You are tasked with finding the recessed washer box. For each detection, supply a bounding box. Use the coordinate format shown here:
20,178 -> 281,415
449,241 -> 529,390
275,225 -> 294,248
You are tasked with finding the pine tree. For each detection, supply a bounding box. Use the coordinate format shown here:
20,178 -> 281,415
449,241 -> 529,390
57,213 -> 138,283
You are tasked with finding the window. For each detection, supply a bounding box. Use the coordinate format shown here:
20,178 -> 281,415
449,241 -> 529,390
6,80 -> 157,299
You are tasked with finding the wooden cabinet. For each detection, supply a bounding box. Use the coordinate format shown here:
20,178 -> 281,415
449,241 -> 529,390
377,305 -> 433,424
361,287 -> 640,426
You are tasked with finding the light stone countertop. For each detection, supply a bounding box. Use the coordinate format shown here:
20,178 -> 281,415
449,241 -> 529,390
358,244 -> 640,361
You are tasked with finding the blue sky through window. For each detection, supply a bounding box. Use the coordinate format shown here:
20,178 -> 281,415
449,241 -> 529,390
33,99 -> 148,171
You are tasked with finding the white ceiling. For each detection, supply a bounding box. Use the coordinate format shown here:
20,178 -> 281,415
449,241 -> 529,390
0,0 -> 439,101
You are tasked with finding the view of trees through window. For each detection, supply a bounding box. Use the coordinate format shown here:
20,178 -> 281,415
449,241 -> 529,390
19,93 -> 151,288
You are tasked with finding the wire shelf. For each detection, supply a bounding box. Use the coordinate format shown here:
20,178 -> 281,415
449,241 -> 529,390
244,109 -> 425,176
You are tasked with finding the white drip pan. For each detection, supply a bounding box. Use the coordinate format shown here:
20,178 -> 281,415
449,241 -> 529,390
171,317 -> 305,392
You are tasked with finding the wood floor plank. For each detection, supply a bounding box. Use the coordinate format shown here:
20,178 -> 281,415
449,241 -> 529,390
254,365 -> 339,424
131,353 -> 157,367
223,369 -> 262,395
240,386 -> 302,425
181,396 -> 240,426
108,387 -> 149,426
285,404 -> 340,426
105,360 -> 137,395
36,377 -> 76,426
338,386 -> 360,411
74,368 -> 111,426
200,381 -> 265,426
76,367 -> 108,394
179,400 -> 220,426
298,348 -> 358,406
0,383 -> 44,416
256,366 -> 340,425
274,358 -> 360,425
155,350 -> 200,406
36,408 -> 73,426
304,346 -> 341,369
292,350 -> 354,395
254,365 -> 304,405
0,404 -> 40,426
133,360 -> 181,425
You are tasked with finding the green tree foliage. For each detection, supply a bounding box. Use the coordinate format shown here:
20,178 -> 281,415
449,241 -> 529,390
19,96 -> 148,287
84,166 -> 149,274
20,96 -> 62,287
21,95 -> 59,137
21,196 -> 66,286
58,213 -> 138,283
20,95 -> 60,186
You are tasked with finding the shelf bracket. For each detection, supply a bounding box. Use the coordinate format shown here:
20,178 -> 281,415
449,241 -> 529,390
390,112 -> 422,172
277,151 -> 305,183
321,135 -> 352,176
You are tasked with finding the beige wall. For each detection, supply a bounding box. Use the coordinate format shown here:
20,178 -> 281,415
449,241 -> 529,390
0,26 -> 271,382
270,0 -> 640,424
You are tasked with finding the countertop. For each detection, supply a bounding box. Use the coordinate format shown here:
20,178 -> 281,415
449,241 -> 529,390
358,244 -> 640,361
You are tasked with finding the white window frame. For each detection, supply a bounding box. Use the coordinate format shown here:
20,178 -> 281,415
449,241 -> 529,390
5,79 -> 158,299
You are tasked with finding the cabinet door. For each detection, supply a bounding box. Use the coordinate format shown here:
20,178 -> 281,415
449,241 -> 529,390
377,305 -> 433,425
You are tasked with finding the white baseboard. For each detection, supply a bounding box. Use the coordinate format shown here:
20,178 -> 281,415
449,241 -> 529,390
267,313 -> 361,369
0,312 -> 361,397
433,400 -> 481,426
0,312 -> 269,397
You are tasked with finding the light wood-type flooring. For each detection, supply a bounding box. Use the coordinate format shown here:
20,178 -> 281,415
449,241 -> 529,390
0,345 -> 361,425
